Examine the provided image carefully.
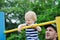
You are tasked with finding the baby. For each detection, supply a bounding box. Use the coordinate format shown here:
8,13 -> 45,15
18,11 -> 41,40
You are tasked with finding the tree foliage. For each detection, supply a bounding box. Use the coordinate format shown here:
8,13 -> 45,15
0,0 -> 60,40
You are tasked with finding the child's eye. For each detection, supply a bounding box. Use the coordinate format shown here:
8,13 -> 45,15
28,20 -> 30,21
27,20 -> 30,21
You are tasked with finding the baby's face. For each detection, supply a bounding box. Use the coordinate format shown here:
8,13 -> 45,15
25,19 -> 34,25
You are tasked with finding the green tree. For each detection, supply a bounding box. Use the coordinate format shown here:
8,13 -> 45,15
0,0 -> 60,40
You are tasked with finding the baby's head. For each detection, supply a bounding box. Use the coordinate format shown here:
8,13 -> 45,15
25,11 -> 37,25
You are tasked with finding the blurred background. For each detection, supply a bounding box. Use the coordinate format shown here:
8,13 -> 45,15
0,0 -> 60,40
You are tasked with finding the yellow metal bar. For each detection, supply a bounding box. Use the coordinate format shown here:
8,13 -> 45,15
56,17 -> 60,40
4,20 -> 56,34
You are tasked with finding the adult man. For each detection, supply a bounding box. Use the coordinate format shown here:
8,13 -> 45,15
45,24 -> 58,40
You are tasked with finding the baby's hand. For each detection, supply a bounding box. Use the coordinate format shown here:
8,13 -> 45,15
18,24 -> 26,32
36,26 -> 41,32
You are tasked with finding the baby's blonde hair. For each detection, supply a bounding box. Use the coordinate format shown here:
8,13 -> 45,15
25,11 -> 37,21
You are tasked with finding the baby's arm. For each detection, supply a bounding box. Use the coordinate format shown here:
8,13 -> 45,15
18,24 -> 26,32
36,26 -> 41,32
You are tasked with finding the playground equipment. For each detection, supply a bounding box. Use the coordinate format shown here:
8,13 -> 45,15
0,12 -> 5,40
0,12 -> 60,40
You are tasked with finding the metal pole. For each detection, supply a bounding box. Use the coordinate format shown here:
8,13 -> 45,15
0,12 -> 6,40
4,20 -> 55,34
56,17 -> 60,40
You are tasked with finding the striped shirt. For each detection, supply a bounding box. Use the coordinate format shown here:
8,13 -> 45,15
18,23 -> 39,40
26,24 -> 39,40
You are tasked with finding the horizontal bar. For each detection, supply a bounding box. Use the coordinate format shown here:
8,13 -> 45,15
4,20 -> 56,34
